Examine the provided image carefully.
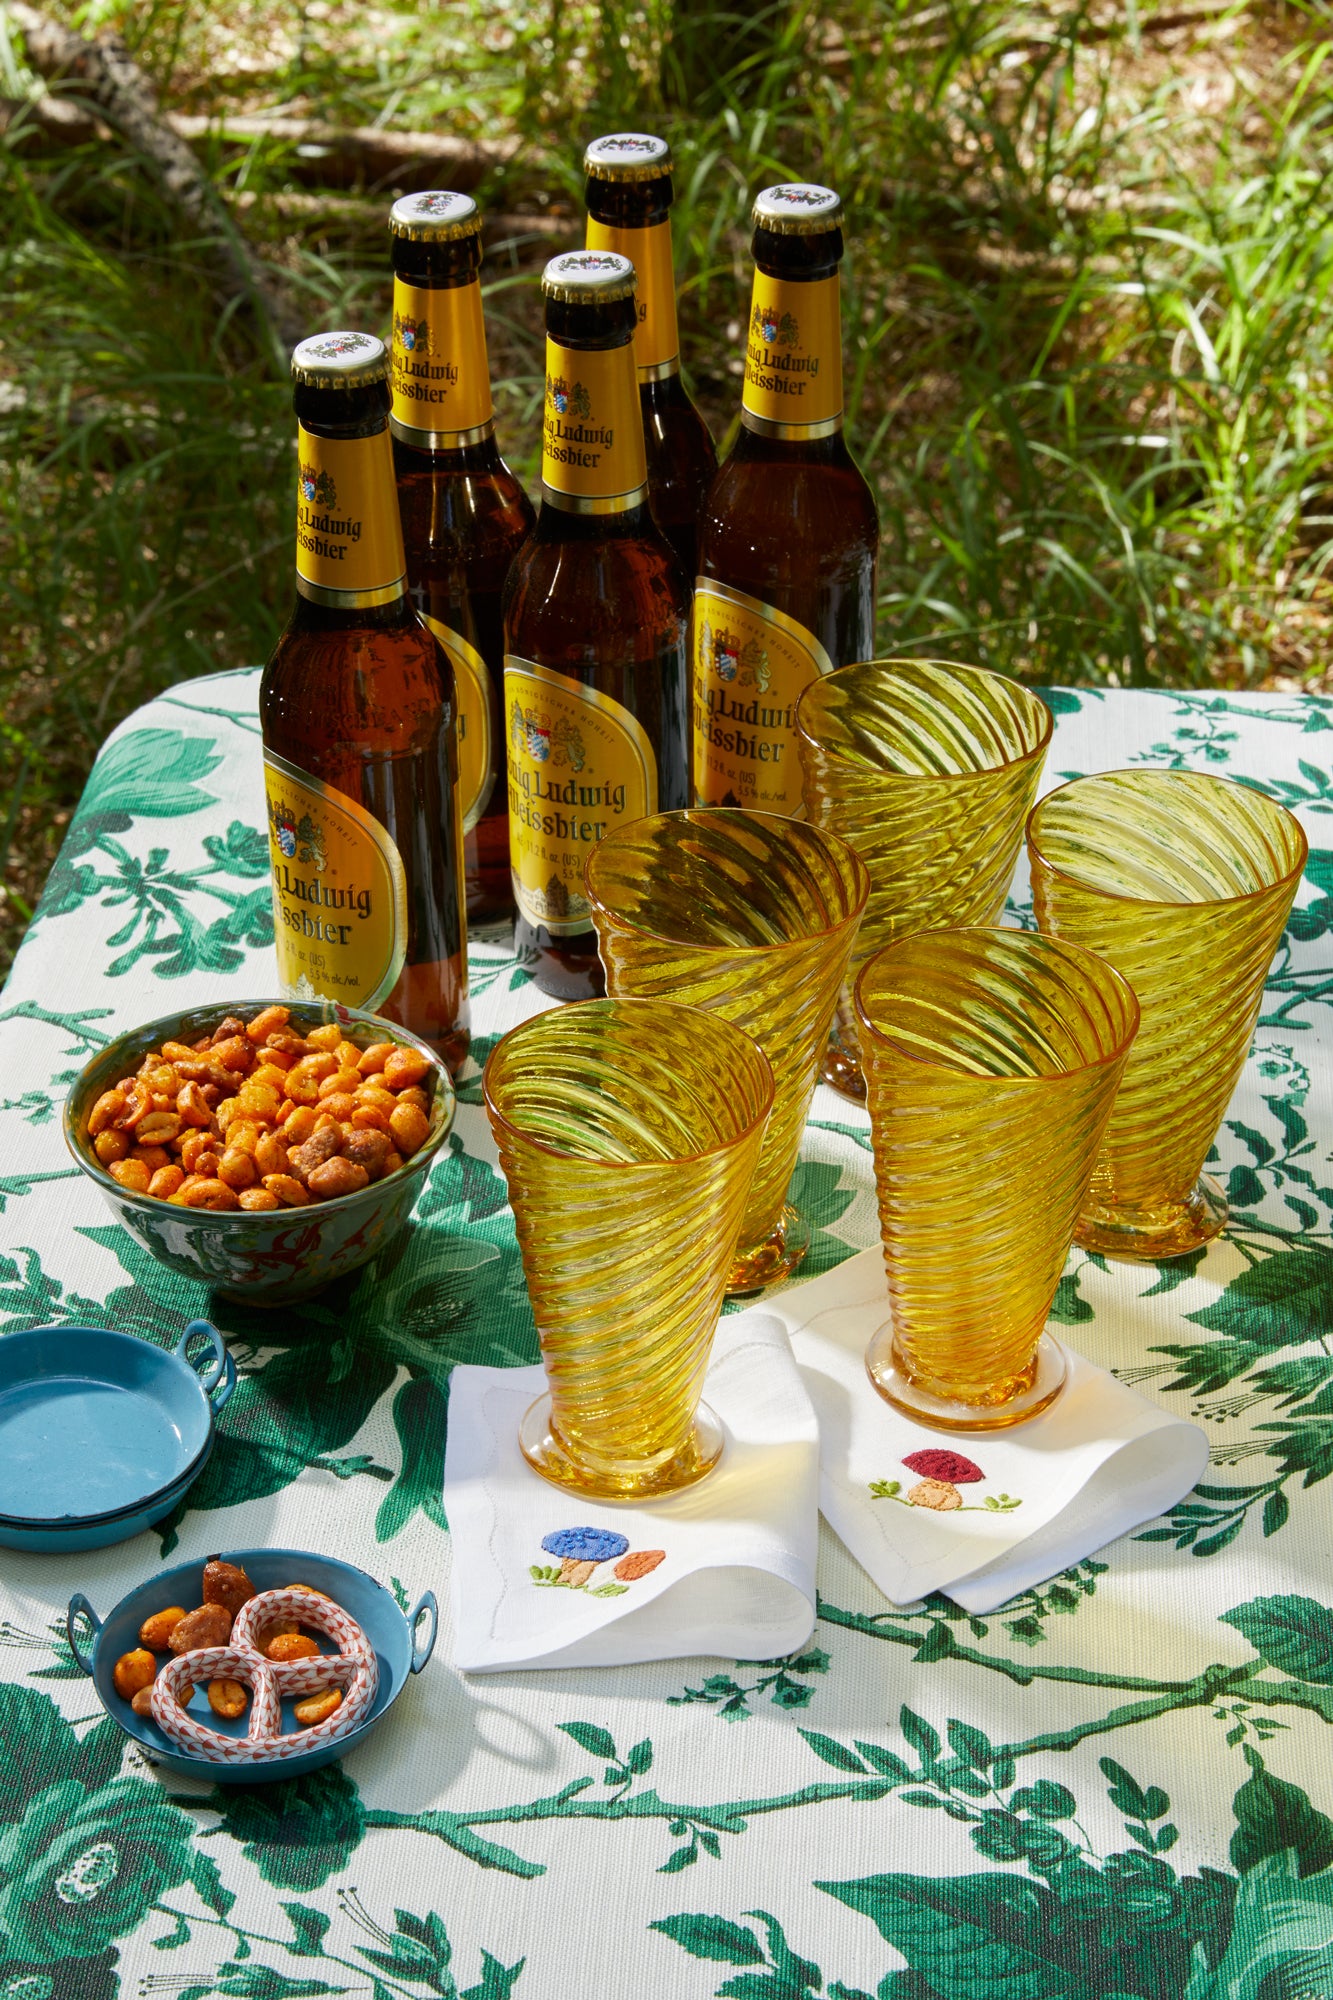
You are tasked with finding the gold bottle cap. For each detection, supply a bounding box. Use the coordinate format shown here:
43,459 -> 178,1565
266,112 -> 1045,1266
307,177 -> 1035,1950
751,183 -> 843,234
290,331 -> 389,388
584,132 -> 672,181
541,249 -> 637,304
389,190 -> 483,241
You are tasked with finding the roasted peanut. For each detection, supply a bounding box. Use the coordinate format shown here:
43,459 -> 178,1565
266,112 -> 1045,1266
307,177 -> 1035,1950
307,1157 -> 370,1200
317,1069 -> 361,1101
266,1630 -> 320,1662
245,1004 -> 290,1044
263,1173 -> 310,1207
109,1158 -> 152,1194
93,1129 -> 130,1166
239,1187 -> 280,1211
397,1086 -> 430,1114
266,1032 -> 310,1058
223,1121 -> 261,1156
383,1048 -> 430,1092
306,1024 -> 343,1052
280,1103 -> 319,1145
389,1102 -> 430,1155
238,1081 -> 282,1120
356,1042 -> 395,1077
139,1605 -> 188,1651
131,1684 -> 157,1717
136,1110 -> 183,1146
318,1091 -> 358,1124
115,1081 -> 154,1129
208,1678 -> 249,1719
286,1052 -> 338,1099
381,1149 -> 405,1175
87,1088 -> 127,1136
213,1016 -> 248,1043
217,1148 -> 258,1191
160,1040 -> 199,1065
178,1128 -> 213,1172
203,1558 -> 255,1615
180,1178 -> 241,1211
262,1047 -> 294,1074
148,1164 -> 186,1199
254,1130 -> 288,1177
168,1603 -> 234,1654
349,1103 -> 391,1134
130,1145 -> 172,1175
294,1689 -> 343,1728
175,1080 -> 215,1128
113,1648 -> 158,1700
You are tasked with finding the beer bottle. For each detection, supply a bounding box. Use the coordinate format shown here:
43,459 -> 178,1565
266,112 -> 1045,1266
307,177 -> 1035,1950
694,183 -> 879,816
504,250 -> 690,1000
584,133 -> 716,577
262,330 -> 470,1073
389,191 -> 535,926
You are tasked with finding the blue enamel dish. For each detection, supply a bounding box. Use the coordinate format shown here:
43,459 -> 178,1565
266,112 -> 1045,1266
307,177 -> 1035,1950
0,1320 -> 235,1552
67,1549 -> 438,1784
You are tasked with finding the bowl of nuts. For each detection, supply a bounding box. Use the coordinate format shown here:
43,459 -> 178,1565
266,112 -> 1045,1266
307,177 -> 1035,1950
64,999 -> 455,1304
67,1549 -> 438,1783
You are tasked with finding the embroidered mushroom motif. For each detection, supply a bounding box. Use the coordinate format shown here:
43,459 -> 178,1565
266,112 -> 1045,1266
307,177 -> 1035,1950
540,1526 -> 628,1587
614,1549 -> 665,1582
901,1449 -> 985,1511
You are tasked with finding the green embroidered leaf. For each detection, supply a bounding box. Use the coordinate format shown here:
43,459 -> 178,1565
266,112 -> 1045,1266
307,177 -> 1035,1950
800,1731 -> 869,1774
649,1915 -> 766,1966
1220,1594 -> 1333,1683
375,1376 -> 448,1541
587,1583 -> 629,1597
1230,1747 -> 1333,1877
1186,1248 -> 1333,1347
282,1903 -> 332,1956
558,1721 -> 617,1761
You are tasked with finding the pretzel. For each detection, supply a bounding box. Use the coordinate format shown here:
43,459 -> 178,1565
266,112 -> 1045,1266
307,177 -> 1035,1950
148,1587 -> 377,1765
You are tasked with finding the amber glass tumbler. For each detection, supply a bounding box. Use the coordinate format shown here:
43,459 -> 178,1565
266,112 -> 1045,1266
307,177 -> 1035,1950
484,999 -> 773,1496
856,928 -> 1138,1429
797,659 -> 1052,1099
585,809 -> 868,1293
1027,769 -> 1307,1261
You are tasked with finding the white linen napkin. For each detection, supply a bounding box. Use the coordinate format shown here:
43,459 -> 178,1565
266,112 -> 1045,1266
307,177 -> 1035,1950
444,1312 -> 819,1671
766,1248 -> 1210,1614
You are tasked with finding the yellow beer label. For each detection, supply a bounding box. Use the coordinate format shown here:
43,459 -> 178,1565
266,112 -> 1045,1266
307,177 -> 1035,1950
541,338 -> 647,503
264,749 -> 408,1009
296,425 -> 406,596
585,217 -> 679,373
692,580 -> 834,816
390,277 -> 494,439
742,274 -> 843,429
421,613 -> 494,834
505,658 -> 656,935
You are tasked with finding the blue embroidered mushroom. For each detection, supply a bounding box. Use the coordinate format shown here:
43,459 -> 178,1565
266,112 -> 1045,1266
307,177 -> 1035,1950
541,1526 -> 630,1589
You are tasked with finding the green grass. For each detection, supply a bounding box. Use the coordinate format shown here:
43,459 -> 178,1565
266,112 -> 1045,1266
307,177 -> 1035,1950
2,0 -> 1332,975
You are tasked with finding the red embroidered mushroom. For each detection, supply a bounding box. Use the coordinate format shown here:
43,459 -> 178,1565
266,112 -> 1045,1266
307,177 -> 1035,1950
900,1449 -> 985,1512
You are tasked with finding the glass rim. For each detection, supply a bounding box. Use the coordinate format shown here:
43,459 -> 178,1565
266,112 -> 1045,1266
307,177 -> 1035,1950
853,925 -> 1140,1082
1025,768 -> 1310,911
582,807 -> 870,954
482,997 -> 776,1167
795,658 -> 1054,781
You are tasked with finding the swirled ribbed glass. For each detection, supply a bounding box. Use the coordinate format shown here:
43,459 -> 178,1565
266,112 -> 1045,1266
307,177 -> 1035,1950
797,660 -> 1052,1097
1028,770 -> 1307,1260
857,929 -> 1138,1420
585,810 -> 868,1292
484,999 -> 773,1495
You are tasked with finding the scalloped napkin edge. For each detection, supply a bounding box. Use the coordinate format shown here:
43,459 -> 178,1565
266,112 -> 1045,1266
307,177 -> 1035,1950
444,1312 -> 820,1671
765,1248 -> 1210,1614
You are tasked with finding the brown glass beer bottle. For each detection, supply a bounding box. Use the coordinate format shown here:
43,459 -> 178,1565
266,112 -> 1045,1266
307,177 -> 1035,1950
584,133 -> 716,578
388,191 -> 535,927
504,250 -> 690,1000
694,183 -> 879,816
262,331 -> 470,1073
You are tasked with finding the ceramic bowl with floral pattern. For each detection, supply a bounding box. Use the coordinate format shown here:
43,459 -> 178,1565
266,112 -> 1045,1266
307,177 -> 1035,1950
63,999 -> 455,1303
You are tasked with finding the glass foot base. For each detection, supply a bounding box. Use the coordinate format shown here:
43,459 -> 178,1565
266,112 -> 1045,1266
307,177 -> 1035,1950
727,1204 -> 810,1297
518,1395 -> 725,1499
865,1329 -> 1068,1432
1075,1174 -> 1227,1262
820,1040 -> 867,1101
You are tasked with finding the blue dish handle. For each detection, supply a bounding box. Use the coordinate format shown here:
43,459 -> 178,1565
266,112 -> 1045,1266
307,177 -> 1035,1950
66,1594 -> 101,1677
176,1320 -> 228,1400
409,1592 -> 438,1673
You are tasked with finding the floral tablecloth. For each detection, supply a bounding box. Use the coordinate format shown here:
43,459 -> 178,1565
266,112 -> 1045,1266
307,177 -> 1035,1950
1,669 -> 1332,2000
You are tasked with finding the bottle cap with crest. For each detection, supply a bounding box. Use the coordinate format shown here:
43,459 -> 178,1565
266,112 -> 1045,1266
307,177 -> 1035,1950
389,191 -> 483,241
752,183 -> 844,234
542,249 -> 637,305
584,133 -> 672,181
291,331 -> 389,388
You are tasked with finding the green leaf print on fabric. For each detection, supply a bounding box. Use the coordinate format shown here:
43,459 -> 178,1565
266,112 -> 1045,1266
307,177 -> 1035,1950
1219,1595 -> 1333,1684
194,1767 -> 366,1891
72,728 -> 224,830
375,1377 -> 449,1540
1182,1851 -> 1333,2000
1229,1747 -> 1333,1878
668,1649 -> 831,1721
